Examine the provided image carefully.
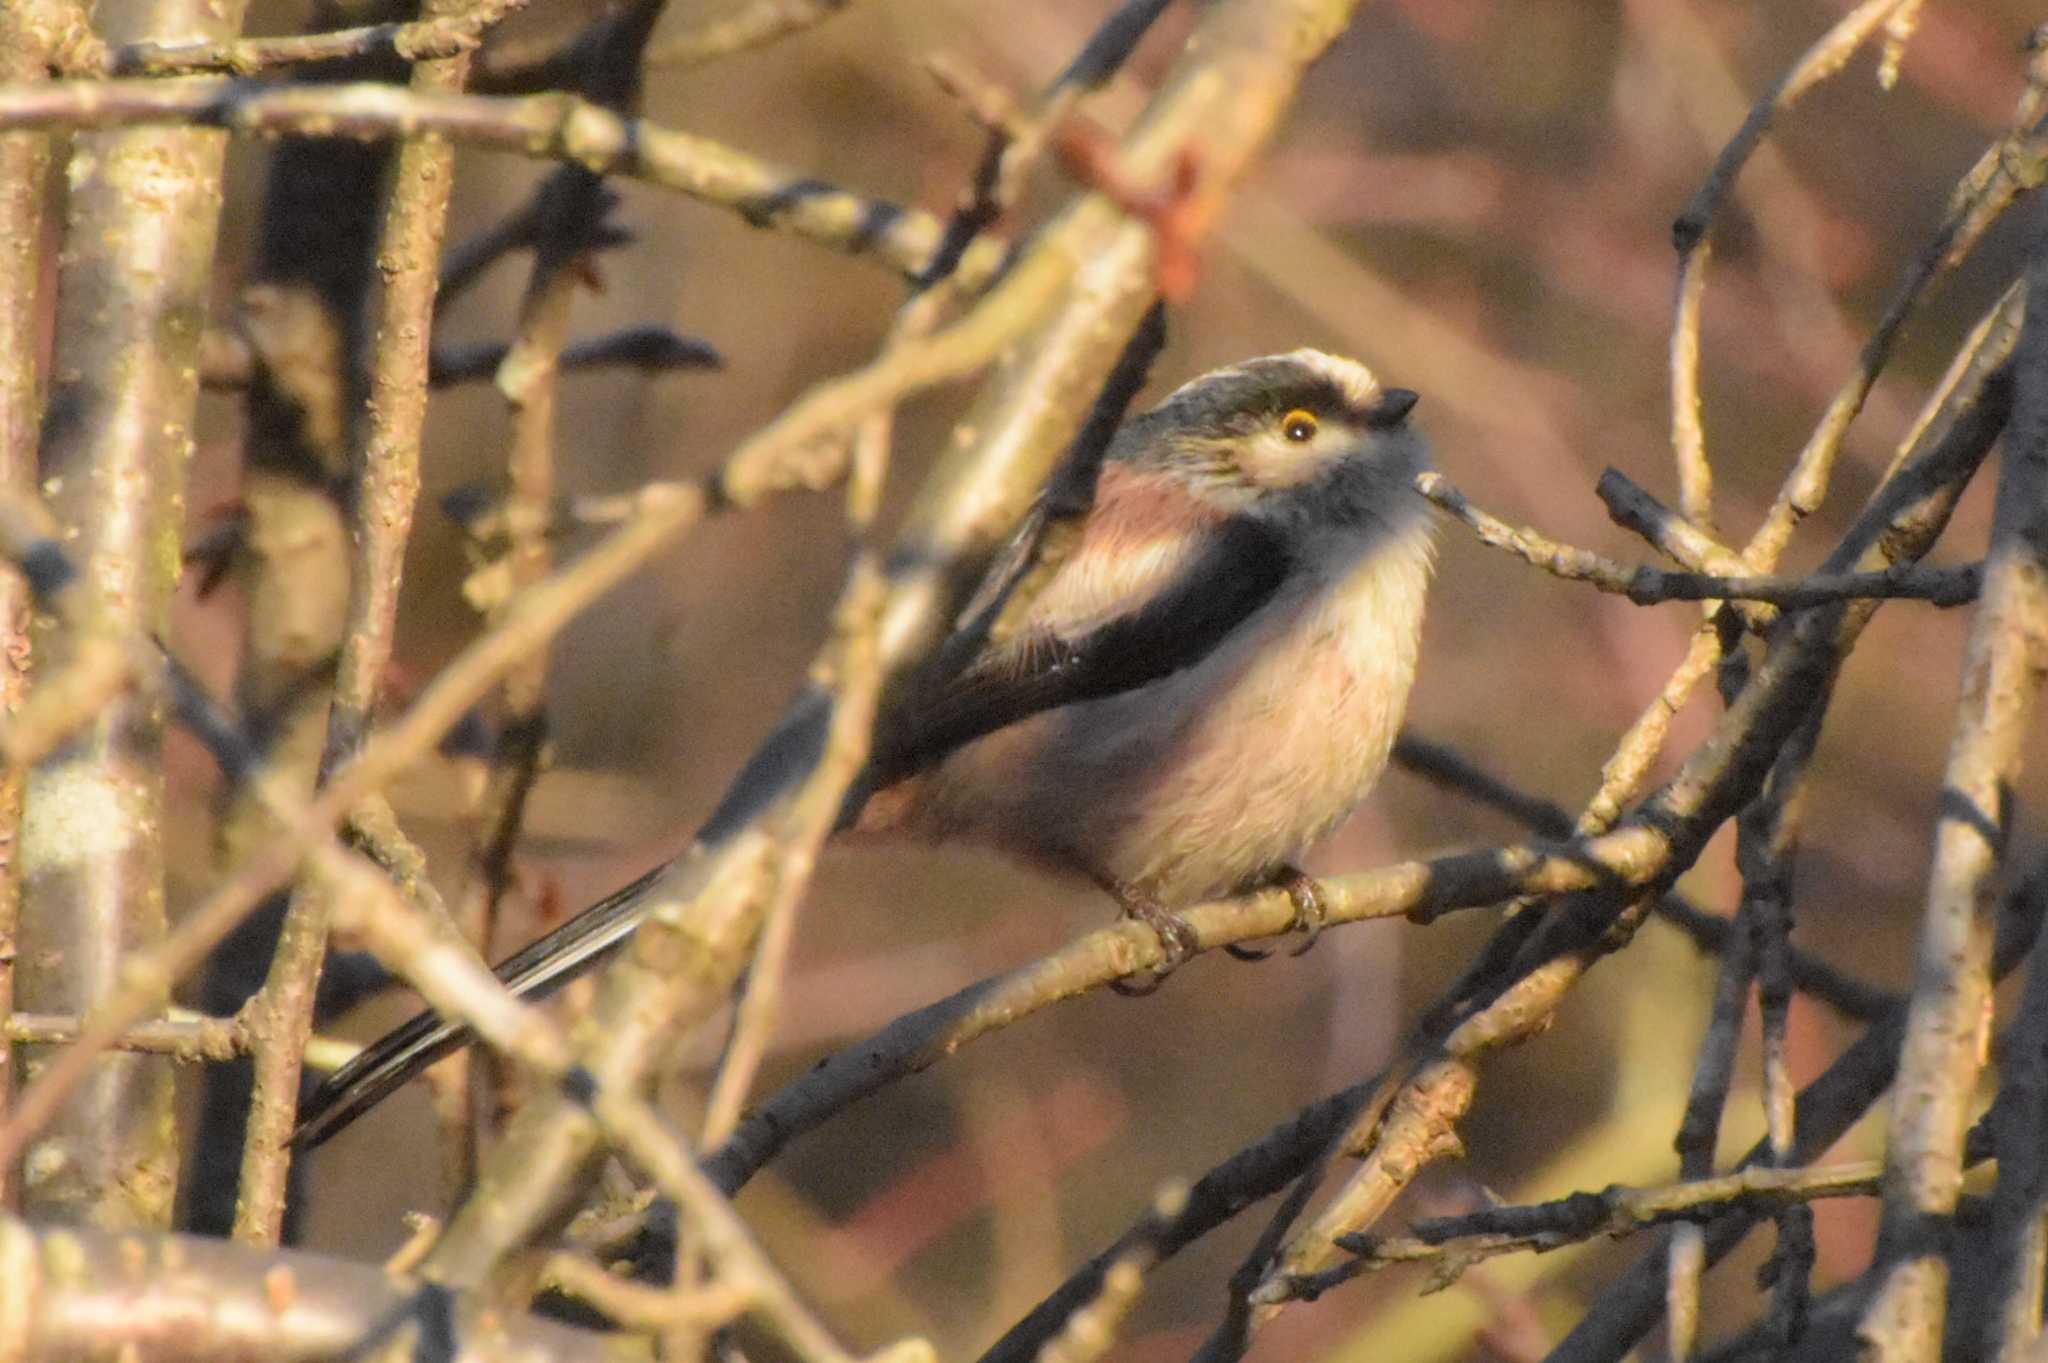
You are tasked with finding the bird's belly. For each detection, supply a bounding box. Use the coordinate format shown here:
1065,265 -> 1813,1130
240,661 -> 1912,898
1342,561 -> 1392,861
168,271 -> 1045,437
916,530 -> 1429,904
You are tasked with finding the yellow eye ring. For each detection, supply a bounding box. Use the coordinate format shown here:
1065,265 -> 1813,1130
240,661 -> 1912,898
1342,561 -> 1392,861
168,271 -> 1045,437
1281,409 -> 1319,443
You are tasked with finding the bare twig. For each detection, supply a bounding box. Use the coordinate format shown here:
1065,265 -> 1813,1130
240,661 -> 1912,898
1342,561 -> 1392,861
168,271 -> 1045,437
1857,211 -> 2048,1363
704,832 -> 1690,1194
441,243 -> 578,1180
1743,709 -> 1824,1351
1662,0 -> 1918,530
1034,1184 -> 1186,1363
1596,469 -> 1751,578
231,0 -> 481,1247
1738,47 -> 2048,576
4,1011 -> 244,1061
597,1093 -> 868,1363
0,79 -> 992,282
1419,472 -> 1979,611
92,0 -> 527,75
1569,96 -> 2042,848
1671,0 -> 1919,253
1306,1161 -> 1882,1290
1388,735 -> 1898,1018
1664,670 -> 1755,1358
645,0 -> 851,69
440,0 -> 674,1181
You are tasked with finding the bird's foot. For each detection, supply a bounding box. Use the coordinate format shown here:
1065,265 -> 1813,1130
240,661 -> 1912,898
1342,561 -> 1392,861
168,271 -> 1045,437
1109,886 -> 1200,997
1225,866 -> 1327,961
1280,866 -> 1327,956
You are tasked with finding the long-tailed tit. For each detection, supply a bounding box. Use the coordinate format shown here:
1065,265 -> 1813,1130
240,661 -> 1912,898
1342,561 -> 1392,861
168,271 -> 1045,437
294,349 -> 1434,1147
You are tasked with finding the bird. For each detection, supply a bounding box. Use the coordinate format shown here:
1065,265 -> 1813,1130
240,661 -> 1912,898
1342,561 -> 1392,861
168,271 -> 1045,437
292,348 -> 1436,1148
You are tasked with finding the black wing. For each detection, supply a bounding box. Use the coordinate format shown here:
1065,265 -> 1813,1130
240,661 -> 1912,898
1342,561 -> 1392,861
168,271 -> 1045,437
859,514 -> 1293,793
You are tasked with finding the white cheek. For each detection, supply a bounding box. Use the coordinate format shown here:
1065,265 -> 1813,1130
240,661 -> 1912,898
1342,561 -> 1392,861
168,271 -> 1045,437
1236,431 -> 1327,489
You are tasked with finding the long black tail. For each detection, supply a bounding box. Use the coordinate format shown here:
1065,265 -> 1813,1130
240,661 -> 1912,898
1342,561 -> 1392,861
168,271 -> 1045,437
292,694 -> 851,1150
291,863 -> 669,1148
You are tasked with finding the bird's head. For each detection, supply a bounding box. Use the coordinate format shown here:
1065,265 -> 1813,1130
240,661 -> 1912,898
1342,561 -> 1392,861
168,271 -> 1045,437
1114,348 -> 1428,533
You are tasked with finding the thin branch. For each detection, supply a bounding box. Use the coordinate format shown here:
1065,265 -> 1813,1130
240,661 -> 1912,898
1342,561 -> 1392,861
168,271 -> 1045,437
1738,50 -> 2048,574
1597,467 -> 1759,584
1662,0 -> 1918,531
1670,233 -> 1714,529
4,1011 -> 244,1061
1743,707 -> 1824,1351
1419,472 -> 1980,611
1561,94 -> 2040,864
1302,1161 -> 1882,1291
425,554 -> 887,1302
231,0 -> 481,1248
1672,0 -> 1920,252
442,1 -> 676,1184
1389,735 -> 1898,1020
1033,1183 -> 1185,1363
1665,663 -> 1755,1359
0,79 -> 991,282
597,1094 -> 866,1363
441,255 -> 577,1182
1579,261 -> 2024,845
645,0 -> 852,69
540,1252 -> 753,1333
91,0 -> 528,75
1857,208 -> 2048,1363
704,834 -> 1698,1191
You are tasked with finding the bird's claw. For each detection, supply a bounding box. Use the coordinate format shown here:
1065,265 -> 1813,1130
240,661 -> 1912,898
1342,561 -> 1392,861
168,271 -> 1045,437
1111,893 -> 1200,996
1281,867 -> 1327,956
1222,868 -> 1328,961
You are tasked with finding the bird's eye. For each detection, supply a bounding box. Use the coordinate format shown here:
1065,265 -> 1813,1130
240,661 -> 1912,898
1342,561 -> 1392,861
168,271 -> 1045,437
1281,409 -> 1318,443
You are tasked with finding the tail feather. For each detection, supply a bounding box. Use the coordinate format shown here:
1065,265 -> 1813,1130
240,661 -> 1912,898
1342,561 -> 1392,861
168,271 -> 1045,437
291,863 -> 667,1148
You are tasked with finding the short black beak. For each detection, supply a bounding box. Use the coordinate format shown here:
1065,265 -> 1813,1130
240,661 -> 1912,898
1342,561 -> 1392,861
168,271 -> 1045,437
1367,388 -> 1419,428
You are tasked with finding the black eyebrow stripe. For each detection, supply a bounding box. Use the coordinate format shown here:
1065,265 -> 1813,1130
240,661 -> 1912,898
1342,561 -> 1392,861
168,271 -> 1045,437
1153,367 -> 1368,438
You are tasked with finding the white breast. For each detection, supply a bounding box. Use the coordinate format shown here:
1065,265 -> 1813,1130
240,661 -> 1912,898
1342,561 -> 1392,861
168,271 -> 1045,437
915,516 -> 1436,903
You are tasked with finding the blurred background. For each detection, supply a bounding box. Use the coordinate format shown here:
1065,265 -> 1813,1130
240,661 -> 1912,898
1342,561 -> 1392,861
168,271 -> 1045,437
153,0 -> 2048,1357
